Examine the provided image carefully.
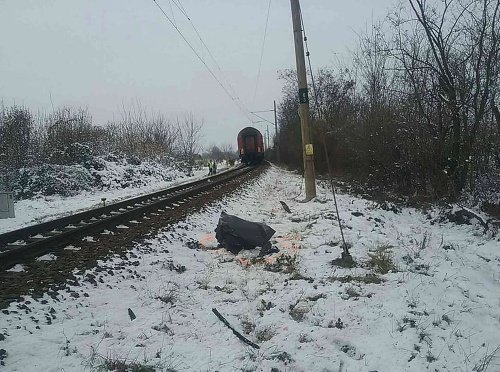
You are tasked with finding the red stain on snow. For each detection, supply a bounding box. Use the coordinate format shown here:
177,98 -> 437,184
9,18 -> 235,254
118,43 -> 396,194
199,231 -> 302,267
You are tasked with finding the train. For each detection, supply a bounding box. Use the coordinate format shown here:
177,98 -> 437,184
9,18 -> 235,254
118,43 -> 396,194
237,127 -> 265,164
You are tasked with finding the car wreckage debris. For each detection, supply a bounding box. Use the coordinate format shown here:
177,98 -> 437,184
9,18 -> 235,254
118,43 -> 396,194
212,307 -> 260,349
280,201 -> 292,213
215,212 -> 276,254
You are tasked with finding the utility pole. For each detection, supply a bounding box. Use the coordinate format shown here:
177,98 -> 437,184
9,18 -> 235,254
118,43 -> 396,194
274,100 -> 280,163
290,0 -> 316,200
266,125 -> 270,152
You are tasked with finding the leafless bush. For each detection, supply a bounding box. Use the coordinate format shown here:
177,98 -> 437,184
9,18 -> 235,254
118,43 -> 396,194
0,101 -> 203,173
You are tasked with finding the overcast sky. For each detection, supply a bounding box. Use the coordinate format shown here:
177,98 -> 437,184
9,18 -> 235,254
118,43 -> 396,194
1,0 -> 397,149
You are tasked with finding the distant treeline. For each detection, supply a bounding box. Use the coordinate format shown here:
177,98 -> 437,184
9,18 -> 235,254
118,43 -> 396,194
277,0 -> 500,201
0,104 -> 203,174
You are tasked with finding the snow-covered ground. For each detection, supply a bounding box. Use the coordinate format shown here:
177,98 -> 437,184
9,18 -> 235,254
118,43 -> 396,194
1,165 -> 499,371
0,167 -> 216,234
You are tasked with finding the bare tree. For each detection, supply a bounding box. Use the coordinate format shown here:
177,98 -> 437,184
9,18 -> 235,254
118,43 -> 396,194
397,0 -> 500,195
112,103 -> 178,162
0,105 -> 32,170
176,113 -> 203,172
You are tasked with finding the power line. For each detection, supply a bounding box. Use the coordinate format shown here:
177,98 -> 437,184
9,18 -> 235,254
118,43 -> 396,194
250,112 -> 274,125
170,0 -> 254,123
171,0 -> 188,18
251,109 -> 274,114
253,0 -> 272,102
152,0 -> 253,123
166,0 -> 176,26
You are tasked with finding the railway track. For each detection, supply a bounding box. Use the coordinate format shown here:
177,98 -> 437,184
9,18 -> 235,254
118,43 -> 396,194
0,164 -> 254,270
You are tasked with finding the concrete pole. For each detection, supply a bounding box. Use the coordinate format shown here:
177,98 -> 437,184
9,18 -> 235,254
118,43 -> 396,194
266,125 -> 270,154
290,0 -> 316,199
274,100 -> 280,163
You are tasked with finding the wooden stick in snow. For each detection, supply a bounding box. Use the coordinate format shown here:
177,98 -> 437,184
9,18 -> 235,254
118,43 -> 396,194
280,201 -> 292,213
212,308 -> 260,349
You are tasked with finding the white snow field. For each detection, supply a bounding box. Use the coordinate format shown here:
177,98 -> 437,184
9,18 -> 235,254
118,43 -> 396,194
1,165 -> 499,371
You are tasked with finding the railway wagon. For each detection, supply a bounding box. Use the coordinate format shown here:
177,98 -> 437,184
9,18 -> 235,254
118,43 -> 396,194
237,127 -> 264,164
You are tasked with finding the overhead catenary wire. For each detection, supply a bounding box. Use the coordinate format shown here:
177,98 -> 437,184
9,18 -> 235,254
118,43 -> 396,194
170,0 -> 255,124
170,0 -> 188,18
253,0 -> 272,102
250,112 -> 274,126
152,0 -> 254,124
166,0 -> 176,26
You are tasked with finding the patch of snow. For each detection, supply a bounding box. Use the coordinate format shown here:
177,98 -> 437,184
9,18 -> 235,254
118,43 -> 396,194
5,264 -> 26,273
36,253 -> 57,262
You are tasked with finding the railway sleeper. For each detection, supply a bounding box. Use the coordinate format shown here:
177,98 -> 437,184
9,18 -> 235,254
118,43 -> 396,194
3,244 -> 26,252
27,236 -> 47,243
0,165 -> 255,269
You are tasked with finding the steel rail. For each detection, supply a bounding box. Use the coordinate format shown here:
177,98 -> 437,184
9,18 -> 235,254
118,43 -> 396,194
0,165 -> 254,268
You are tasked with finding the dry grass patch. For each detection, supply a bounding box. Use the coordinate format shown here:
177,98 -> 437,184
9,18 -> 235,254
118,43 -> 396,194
264,253 -> 300,274
255,326 -> 275,342
345,285 -> 361,299
154,282 -> 179,305
367,244 -> 397,274
240,317 -> 256,335
329,273 -> 384,284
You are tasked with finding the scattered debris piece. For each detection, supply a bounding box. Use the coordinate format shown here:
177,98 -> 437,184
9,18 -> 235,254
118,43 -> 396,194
280,201 -> 292,213
258,243 -> 279,257
212,308 -> 260,349
128,308 -> 136,321
215,212 -> 275,254
351,211 -> 364,217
